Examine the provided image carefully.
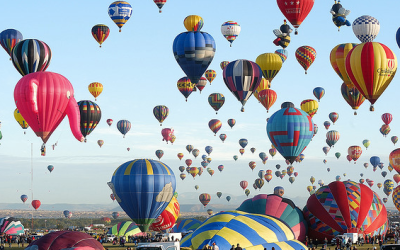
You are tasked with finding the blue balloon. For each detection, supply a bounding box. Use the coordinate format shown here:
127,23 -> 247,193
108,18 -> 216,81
173,32 -> 216,86
205,146 -> 213,155
275,49 -> 288,63
313,87 -> 325,102
116,120 -> 131,138
396,28 -> 400,49
47,165 -> 54,173
63,210 -> 71,218
239,139 -> 248,149
108,159 -> 176,232
0,29 -> 23,56
370,156 -> 380,168
267,102 -> 314,164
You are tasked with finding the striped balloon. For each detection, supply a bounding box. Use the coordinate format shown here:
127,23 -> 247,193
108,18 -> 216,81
340,83 -> 365,115
300,99 -> 318,118
382,113 -> 393,125
348,145 -> 362,163
153,0 -> 167,13
329,112 -> 339,124
275,49 -> 288,63
77,100 -> 102,139
256,53 -> 283,83
116,120 -> 131,138
181,210 -> 307,250
254,79 -> 270,102
153,105 -> 169,126
109,159 -> 176,232
171,219 -> 202,233
208,93 -> 225,114
107,221 -> 141,236
258,89 -> 277,112
177,77 -> 195,101
295,46 -> 317,74
91,24 -> 110,47
0,29 -> 23,56
199,193 -> 211,207
313,87 -> 325,102
11,39 -> 51,76
326,130 -> 340,147
108,1 -> 132,32
345,42 -> 397,110
184,15 -> 204,32
330,43 -> 358,88
208,119 -> 222,135
223,59 -> 262,111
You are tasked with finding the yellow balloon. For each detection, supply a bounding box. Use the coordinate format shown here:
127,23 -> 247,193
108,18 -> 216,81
88,82 -> 103,101
254,79 -> 270,102
14,108 -> 29,130
300,99 -> 319,118
255,53 -> 282,83
330,43 -> 358,88
183,15 -> 204,32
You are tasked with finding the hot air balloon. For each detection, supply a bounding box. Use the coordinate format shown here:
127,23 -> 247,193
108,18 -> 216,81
219,134 -> 227,143
63,210 -> 72,219
267,102 -> 314,164
275,49 -> 288,63
19,195 -> 28,204
11,39 -> 51,76
180,173 -> 186,180
380,125 -> 391,137
14,72 -> 84,149
268,148 -> 277,158
91,24 -> 110,47
352,15 -> 380,43
14,108 -> 29,133
77,100 -> 101,141
256,53 -> 283,84
258,89 -> 277,113
0,29 -> 23,57
345,41 -> 397,111
226,196 -> 231,202
391,136 -> 398,146
208,119 -> 222,135
153,0 -> 166,13
273,20 -> 292,49
223,60 -> 262,111
233,155 -> 238,161
161,128 -> 174,143
322,146 -> 330,156
108,159 -> 176,232
153,105 -> 169,126
199,193 -> 211,207
221,21 -> 241,47
323,121 -> 331,130
117,120 -> 131,138
110,194 -> 116,201
108,1 -> 132,32
217,165 -> 224,172
47,165 -> 54,173
255,178 -> 264,190
276,0 -> 314,35
183,15 -> 204,32
155,150 -> 164,160
340,83 -> 366,115
240,181 -> 248,190
239,139 -> 248,149
326,130 -> 340,147
348,146 -> 362,163
394,174 -> 400,184
177,153 -> 184,161
227,119 -> 236,128
239,149 -> 245,156
384,180 -> 394,196
313,87 -> 325,102
300,99 -> 318,118
190,167 -> 199,179
382,172 -> 387,178
173,31 -> 216,88
106,119 -> 113,127
245,189 -> 250,197
220,61 -> 229,70
203,70 -> 217,85
295,46 -> 317,74
335,152 -> 341,159
186,145 -> 193,153
328,112 -> 339,124
331,43 -> 358,89
204,146 -> 212,156
303,181 -> 387,241
208,93 -> 225,114
370,156 -> 380,169
31,200 -> 41,210
381,113 -> 392,125
289,177 -> 295,184
178,166 -> 185,173
194,185 -> 199,190
362,139 -> 370,149
177,77 -> 195,102
96,140 -> 104,148
254,79 -> 271,103
87,82 -> 103,101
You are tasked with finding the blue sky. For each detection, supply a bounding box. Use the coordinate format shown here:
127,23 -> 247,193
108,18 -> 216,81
1,0 -> 400,210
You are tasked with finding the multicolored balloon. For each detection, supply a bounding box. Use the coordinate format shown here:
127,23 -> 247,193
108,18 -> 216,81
108,1 -> 133,32
295,46 -> 317,74
208,93 -> 225,114
91,24 -> 110,47
221,21 -> 241,47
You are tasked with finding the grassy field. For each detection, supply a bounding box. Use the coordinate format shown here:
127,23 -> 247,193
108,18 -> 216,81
3,240 -> 397,249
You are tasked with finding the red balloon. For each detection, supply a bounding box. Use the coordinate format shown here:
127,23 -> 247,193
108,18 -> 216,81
150,196 -> 180,231
276,0 -> 315,34
161,128 -> 174,143
240,180 -> 248,190
31,200 -> 41,210
14,72 -> 84,144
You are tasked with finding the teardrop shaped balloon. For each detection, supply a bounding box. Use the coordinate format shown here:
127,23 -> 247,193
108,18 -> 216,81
345,42 -> 397,111
88,82 -> 103,101
300,99 -> 318,118
340,83 -> 366,115
276,0 -> 315,35
11,39 -> 51,76
221,21 -> 241,47
220,61 -> 229,70
223,60 -> 262,111
382,113 -> 393,125
329,112 -> 339,124
330,43 -> 358,88
153,0 -> 166,13
313,87 -> 325,102
296,46 -> 317,75
173,31 -> 216,87
108,1 -> 133,32
77,100 -> 101,140
155,150 -> 164,160
91,24 -> 110,48
208,93 -> 225,114
255,53 -> 283,84
177,77 -> 195,102
117,120 -> 131,138
205,70 -> 216,84
0,29 -> 23,56
153,105 -> 169,126
348,146 -> 362,163
258,89 -> 277,113
208,119 -> 222,136
227,119 -> 236,128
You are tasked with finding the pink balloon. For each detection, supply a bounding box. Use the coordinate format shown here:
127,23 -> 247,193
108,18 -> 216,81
161,128 -> 174,143
14,72 -> 84,144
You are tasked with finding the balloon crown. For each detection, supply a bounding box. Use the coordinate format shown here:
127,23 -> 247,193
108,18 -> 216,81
281,102 -> 294,108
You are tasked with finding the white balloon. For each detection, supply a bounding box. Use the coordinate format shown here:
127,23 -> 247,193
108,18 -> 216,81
352,15 -> 380,43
